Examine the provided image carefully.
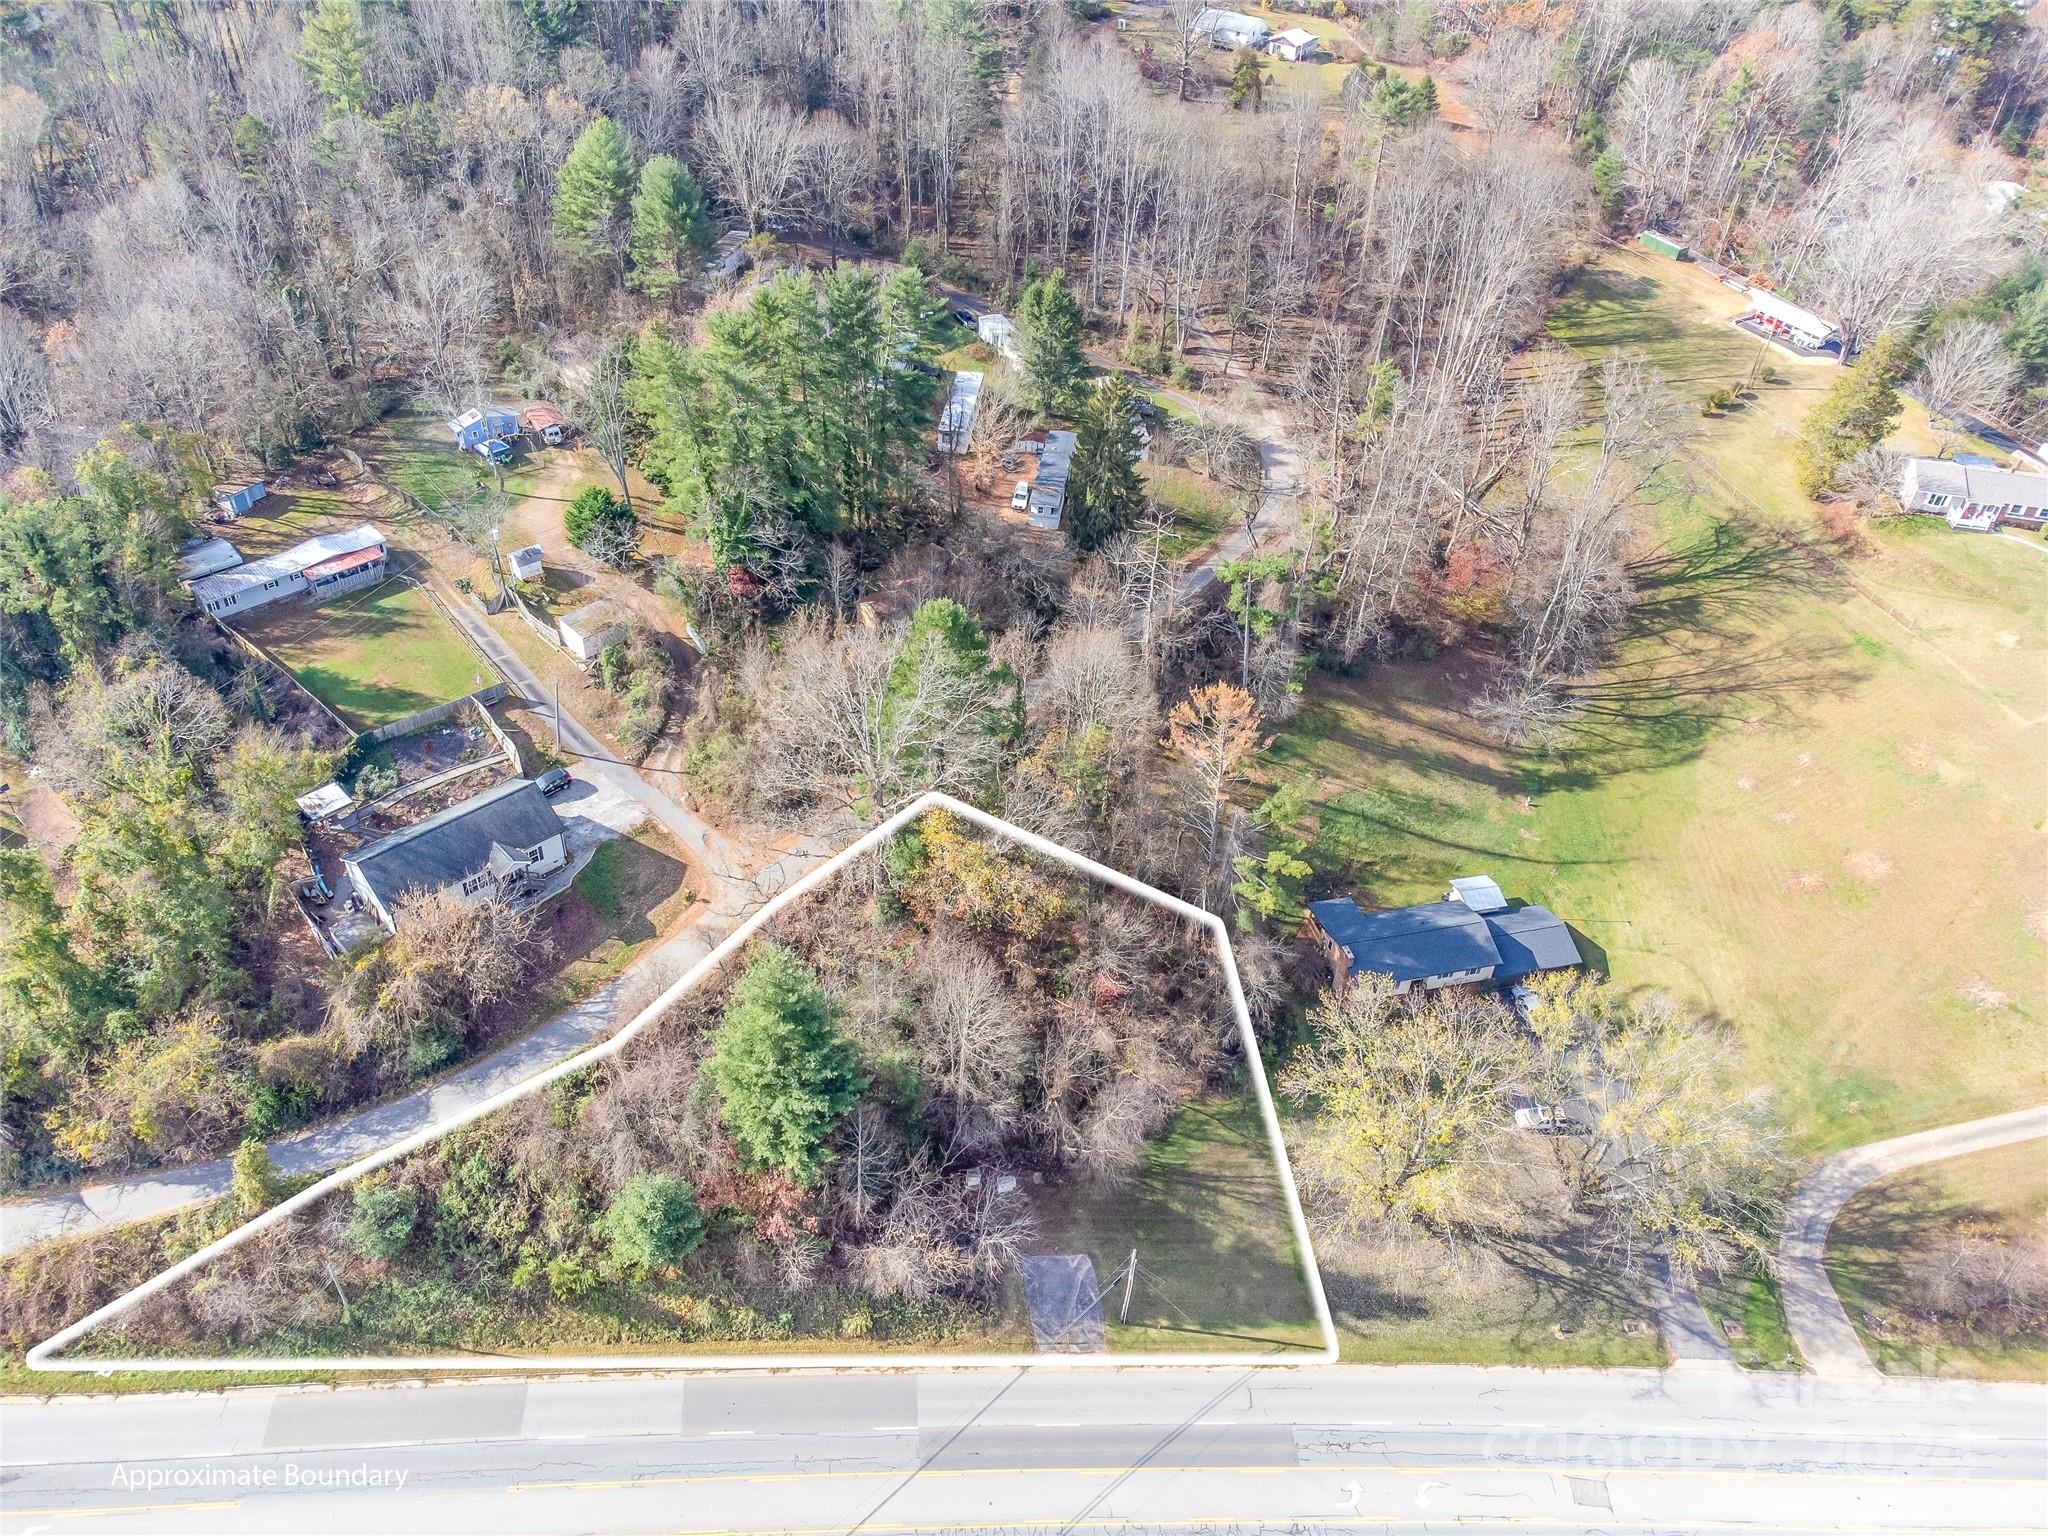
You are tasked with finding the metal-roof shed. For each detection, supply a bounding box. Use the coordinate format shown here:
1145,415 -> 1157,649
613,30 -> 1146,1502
176,536 -> 243,581
1447,875 -> 1507,913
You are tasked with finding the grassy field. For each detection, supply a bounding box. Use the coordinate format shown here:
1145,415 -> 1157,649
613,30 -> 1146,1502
1144,461 -> 1238,557
1827,1140 -> 2048,1380
238,579 -> 491,732
1264,246 -> 2048,1155
1027,1096 -> 1327,1355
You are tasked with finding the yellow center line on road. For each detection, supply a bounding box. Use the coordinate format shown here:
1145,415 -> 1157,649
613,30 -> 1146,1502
6,1499 -> 241,1521
507,1461 -> 2046,1495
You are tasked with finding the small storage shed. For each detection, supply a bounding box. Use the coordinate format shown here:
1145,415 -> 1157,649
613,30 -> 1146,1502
295,782 -> 355,822
448,407 -> 518,452
507,544 -> 546,583
556,598 -> 628,662
213,480 -> 268,519
1638,230 -> 1686,260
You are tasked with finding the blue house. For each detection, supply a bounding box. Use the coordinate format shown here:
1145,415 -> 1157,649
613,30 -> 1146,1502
447,407 -> 518,453
1307,874 -> 1582,997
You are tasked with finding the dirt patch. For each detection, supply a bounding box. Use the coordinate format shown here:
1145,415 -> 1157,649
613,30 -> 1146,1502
1843,849 -> 1895,883
2026,910 -> 2048,945
1788,870 -> 1826,893
1961,977 -> 2013,1009
1901,741 -> 1934,773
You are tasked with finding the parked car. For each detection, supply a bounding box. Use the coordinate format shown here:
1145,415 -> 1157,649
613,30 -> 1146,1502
953,308 -> 978,328
536,767 -> 572,797
1010,479 -> 1031,510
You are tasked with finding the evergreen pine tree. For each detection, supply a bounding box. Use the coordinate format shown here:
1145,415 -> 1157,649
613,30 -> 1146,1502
1589,146 -> 1627,222
1796,330 -> 1913,495
297,0 -> 371,116
1017,268 -> 1087,418
554,116 -> 635,254
626,154 -> 712,297
1067,374 -> 1147,553
707,944 -> 864,1183
1227,46 -> 1266,112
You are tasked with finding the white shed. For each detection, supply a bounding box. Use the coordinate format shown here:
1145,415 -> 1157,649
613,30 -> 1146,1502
556,598 -> 629,662
977,313 -> 1022,365
507,544 -> 546,583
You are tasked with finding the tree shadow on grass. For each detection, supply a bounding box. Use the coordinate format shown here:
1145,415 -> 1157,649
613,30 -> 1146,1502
1525,517 -> 1868,791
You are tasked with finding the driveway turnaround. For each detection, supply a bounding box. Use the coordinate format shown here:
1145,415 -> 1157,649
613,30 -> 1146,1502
1778,1103 -> 2048,1377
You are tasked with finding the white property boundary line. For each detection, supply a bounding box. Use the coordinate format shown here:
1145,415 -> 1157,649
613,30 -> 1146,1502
30,792 -> 1339,1374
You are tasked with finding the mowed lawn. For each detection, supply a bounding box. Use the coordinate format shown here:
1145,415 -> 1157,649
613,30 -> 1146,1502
238,581 -> 490,731
1027,1096 -> 1327,1355
1264,247 -> 2048,1155
1827,1140 -> 2048,1380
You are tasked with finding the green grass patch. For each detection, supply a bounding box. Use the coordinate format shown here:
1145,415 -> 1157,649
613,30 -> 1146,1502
1827,1140 -> 2048,1381
575,839 -> 627,920
240,581 -> 490,731
1701,1269 -> 1801,1371
1143,462 -> 1237,558
1262,244 -> 2047,1155
1028,1096 -> 1326,1356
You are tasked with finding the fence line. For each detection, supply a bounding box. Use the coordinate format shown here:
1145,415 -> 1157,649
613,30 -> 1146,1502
209,612 -> 355,739
362,681 -> 510,746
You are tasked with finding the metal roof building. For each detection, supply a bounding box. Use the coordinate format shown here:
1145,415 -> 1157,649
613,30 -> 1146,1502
939,370 -> 983,453
189,524 -> 387,618
176,536 -> 243,581
1027,430 -> 1077,530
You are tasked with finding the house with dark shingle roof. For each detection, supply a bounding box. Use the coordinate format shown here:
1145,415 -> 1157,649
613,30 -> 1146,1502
1306,874 -> 1582,997
342,778 -> 567,932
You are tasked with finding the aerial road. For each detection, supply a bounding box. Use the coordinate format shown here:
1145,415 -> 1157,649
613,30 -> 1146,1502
4,1363 -> 2043,1534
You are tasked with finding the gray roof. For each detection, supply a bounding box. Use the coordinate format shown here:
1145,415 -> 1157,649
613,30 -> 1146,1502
1484,905 -> 1582,978
1309,894 -> 1581,984
1905,456 -> 2048,505
1308,898 -> 1499,984
345,778 -> 562,914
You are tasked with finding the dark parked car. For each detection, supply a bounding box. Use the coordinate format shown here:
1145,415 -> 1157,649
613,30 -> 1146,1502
536,767 -> 572,797
953,308 -> 978,328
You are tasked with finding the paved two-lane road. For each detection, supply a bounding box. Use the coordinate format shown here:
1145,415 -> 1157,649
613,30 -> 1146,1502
4,1364 -> 2042,1533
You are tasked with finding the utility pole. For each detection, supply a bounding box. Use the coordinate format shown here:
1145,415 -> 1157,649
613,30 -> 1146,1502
1120,1247 -> 1138,1324
553,676 -> 561,755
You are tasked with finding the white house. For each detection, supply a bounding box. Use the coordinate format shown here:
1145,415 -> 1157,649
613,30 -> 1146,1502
1028,430 -> 1077,530
343,777 -> 567,933
939,370 -> 983,453
189,524 -> 388,619
704,229 -> 751,280
556,598 -> 629,662
1737,289 -> 1838,352
1898,456 -> 2048,532
1267,26 -> 1320,61
977,313 -> 1022,365
1194,8 -> 1271,48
